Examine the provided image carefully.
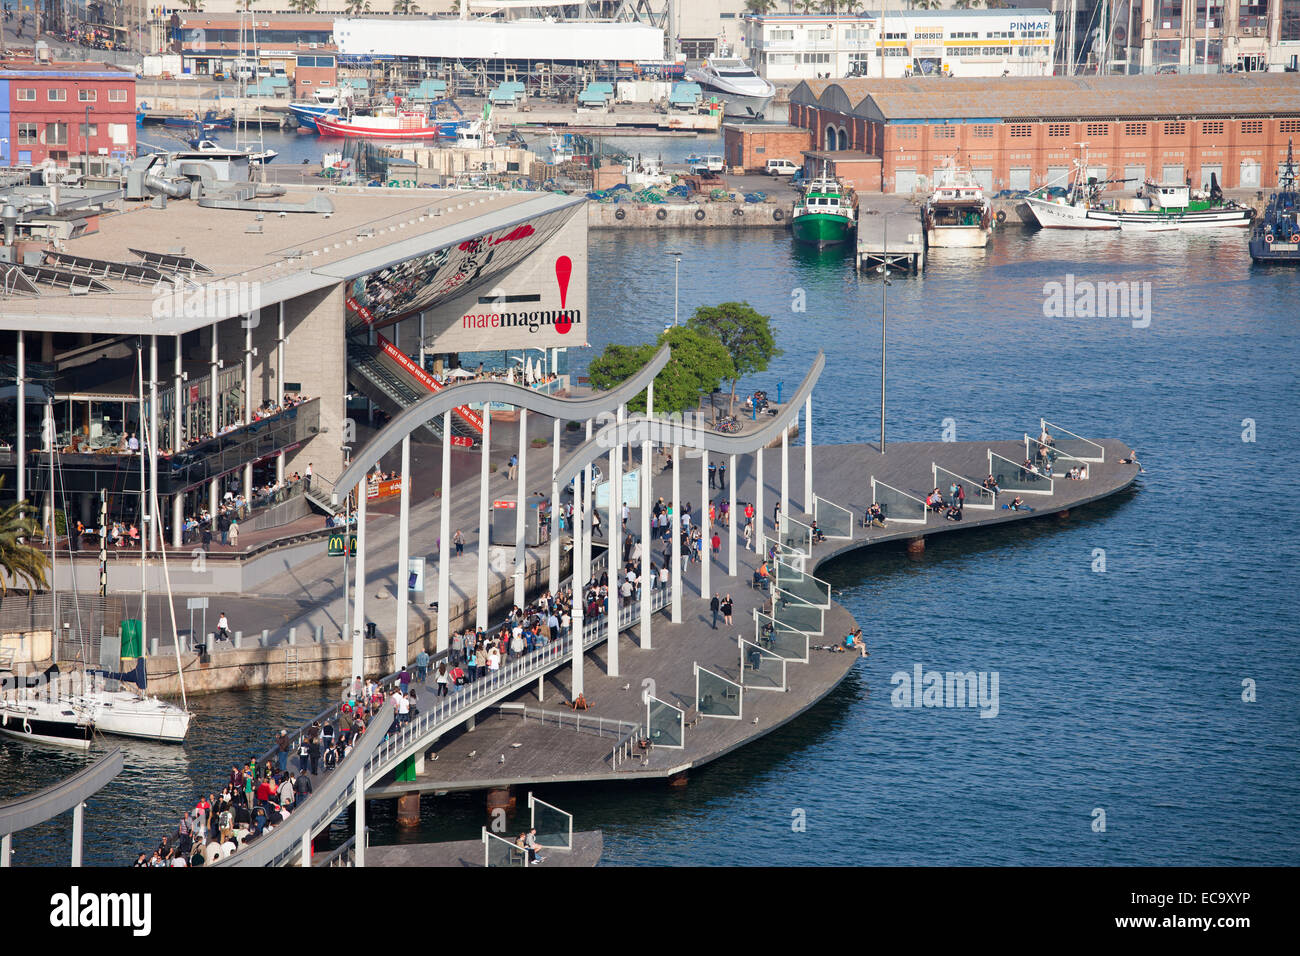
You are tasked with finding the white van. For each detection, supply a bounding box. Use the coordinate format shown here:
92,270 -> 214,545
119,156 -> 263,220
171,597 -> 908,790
765,158 -> 799,177
691,155 -> 725,174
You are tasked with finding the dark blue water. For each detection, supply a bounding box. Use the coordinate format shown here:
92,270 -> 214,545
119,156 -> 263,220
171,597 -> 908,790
3,204 -> 1297,866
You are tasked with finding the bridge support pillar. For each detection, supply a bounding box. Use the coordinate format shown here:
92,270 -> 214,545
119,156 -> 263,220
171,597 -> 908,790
486,786 -> 516,815
671,444 -> 682,623
906,537 -> 925,557
668,771 -> 689,788
397,793 -> 421,828
465,714 -> 475,732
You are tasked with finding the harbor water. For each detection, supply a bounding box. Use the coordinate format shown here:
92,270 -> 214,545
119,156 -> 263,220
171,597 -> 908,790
2,138 -> 1297,866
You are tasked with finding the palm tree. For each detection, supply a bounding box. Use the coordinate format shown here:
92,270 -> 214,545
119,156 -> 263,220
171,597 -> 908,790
345,0 -> 372,13
392,0 -> 421,14
745,0 -> 778,15
288,0 -> 318,12
953,0 -> 977,9
794,0 -> 819,15
0,480 -> 50,596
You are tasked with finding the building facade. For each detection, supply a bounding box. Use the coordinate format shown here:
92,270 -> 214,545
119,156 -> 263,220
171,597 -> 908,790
0,61 -> 136,169
789,73 -> 1300,192
746,10 -> 1056,82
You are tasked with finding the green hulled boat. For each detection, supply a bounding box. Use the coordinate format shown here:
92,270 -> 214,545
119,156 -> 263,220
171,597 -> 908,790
791,176 -> 856,247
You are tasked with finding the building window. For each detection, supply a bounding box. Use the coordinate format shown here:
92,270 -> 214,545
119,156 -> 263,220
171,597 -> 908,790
78,89 -> 97,102
1201,121 -> 1224,135
768,53 -> 795,65
1085,123 -> 1109,136
932,125 -> 955,138
17,123 -> 38,145
48,88 -> 67,102
680,38 -> 716,60
1048,124 -> 1070,137
46,122 -> 68,145
972,125 -> 995,138
801,52 -> 830,64
16,87 -> 35,101
1163,121 -> 1186,135
769,29 -> 794,42
108,89 -> 128,102
78,123 -> 98,138
1124,123 -> 1148,136
894,126 -> 917,139
1009,125 -> 1033,138
1241,120 -> 1263,134
1281,120 -> 1300,133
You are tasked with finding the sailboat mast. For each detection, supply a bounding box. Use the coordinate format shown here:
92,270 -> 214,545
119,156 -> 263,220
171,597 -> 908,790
137,341 -> 147,656
46,398 -> 56,661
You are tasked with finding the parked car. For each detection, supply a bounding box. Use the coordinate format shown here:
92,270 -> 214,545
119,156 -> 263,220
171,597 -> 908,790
691,154 -> 725,174
765,158 -> 799,177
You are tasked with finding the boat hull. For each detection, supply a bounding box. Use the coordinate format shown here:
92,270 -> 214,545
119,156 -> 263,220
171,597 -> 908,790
1249,237 -> 1300,262
1026,195 -> 1252,230
926,225 -> 990,248
792,212 -> 854,246
315,116 -> 444,140
0,705 -> 92,750
78,692 -> 192,743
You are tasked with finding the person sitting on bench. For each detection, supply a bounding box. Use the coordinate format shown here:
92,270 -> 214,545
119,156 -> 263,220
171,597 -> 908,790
866,503 -> 885,528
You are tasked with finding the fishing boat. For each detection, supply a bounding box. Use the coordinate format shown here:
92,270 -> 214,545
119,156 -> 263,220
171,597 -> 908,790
182,137 -> 278,166
791,175 -> 857,247
685,54 -> 774,119
1248,139 -> 1300,264
1025,147 -> 1252,230
288,86 -> 348,132
922,162 -> 992,248
316,107 -> 445,141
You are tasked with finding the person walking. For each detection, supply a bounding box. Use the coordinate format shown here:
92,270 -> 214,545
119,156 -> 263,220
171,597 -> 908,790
718,460 -> 726,490
721,594 -> 734,627
228,519 -> 239,548
307,726 -> 322,774
710,593 -> 720,630
436,663 -> 450,696
711,531 -> 721,555
454,529 -> 465,557
415,648 -> 430,682
507,453 -> 517,481
217,612 -> 231,642
708,460 -> 717,488
275,730 -> 291,773
305,462 -> 313,492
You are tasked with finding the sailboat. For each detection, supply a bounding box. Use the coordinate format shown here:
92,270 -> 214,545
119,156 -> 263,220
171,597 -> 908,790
36,346 -> 193,744
0,666 -> 95,750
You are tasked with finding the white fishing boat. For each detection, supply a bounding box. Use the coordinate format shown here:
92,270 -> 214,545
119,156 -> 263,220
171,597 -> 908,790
685,55 -> 774,119
922,162 -> 992,248
181,138 -> 278,166
0,669 -> 94,751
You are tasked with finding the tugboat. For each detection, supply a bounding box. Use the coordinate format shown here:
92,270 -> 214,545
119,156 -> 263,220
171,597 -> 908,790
922,161 -> 992,248
1249,139 -> 1300,264
790,175 -> 857,247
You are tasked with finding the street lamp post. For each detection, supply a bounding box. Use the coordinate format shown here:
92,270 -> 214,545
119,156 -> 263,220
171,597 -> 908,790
877,222 -> 891,453
665,250 -> 682,326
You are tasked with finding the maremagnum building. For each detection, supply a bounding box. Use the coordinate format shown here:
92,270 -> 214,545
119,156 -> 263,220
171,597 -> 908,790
0,175 -> 587,553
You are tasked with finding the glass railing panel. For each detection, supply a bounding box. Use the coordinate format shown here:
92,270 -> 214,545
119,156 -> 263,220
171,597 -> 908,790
772,590 -> 825,635
773,558 -> 832,608
483,829 -> 529,867
696,665 -> 743,719
778,513 -> 813,555
529,795 -> 574,849
933,463 -> 996,510
1040,419 -> 1105,462
740,639 -> 786,691
871,478 -> 927,524
988,451 -> 1054,496
1025,436 -> 1091,480
755,611 -> 809,662
647,696 -> 685,749
813,496 -> 854,539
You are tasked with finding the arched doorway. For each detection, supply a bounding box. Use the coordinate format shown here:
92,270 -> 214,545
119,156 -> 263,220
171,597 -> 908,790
823,124 -> 838,151
837,127 -> 849,151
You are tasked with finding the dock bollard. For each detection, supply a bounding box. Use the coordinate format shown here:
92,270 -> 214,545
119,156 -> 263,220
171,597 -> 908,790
288,627 -> 297,646
150,637 -> 159,657
315,625 -> 324,643
234,630 -> 243,649
262,629 -> 270,647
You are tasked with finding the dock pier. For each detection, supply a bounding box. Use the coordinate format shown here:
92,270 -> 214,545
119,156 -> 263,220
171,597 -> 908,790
856,203 -> 926,274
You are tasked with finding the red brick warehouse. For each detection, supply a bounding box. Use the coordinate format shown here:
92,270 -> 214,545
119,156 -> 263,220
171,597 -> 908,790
0,60 -> 137,169
779,73 -> 1300,192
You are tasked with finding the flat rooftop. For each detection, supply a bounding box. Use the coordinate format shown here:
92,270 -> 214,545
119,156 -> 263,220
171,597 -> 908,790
0,185 -> 583,335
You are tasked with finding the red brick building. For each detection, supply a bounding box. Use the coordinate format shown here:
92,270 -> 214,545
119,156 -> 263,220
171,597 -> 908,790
0,61 -> 137,169
723,123 -> 815,172
788,74 -> 1300,193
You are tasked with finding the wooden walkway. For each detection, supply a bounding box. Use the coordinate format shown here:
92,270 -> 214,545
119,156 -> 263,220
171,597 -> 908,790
365,830 -> 602,867
367,433 -> 1140,797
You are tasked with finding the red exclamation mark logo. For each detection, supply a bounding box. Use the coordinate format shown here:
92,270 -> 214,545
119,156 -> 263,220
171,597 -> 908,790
555,256 -> 573,333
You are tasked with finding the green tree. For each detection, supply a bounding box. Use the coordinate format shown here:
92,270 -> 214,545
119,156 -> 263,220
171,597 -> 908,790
793,0 -> 820,15
392,0 -> 421,13
588,326 -> 735,416
745,0 -> 778,14
345,0 -> 372,12
0,479 -> 50,596
687,302 -> 781,416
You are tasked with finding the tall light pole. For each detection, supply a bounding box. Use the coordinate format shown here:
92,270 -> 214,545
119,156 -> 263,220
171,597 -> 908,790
665,250 -> 682,326
877,222 -> 890,453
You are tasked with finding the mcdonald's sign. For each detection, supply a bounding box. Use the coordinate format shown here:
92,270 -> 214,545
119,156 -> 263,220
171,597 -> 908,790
327,532 -> 358,556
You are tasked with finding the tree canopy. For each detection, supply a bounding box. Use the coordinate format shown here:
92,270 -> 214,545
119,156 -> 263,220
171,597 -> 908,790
0,478 -> 49,596
687,301 -> 781,413
587,325 -> 735,415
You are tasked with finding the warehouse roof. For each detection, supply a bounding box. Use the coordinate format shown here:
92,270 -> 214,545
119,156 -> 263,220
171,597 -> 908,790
791,74 -> 1300,122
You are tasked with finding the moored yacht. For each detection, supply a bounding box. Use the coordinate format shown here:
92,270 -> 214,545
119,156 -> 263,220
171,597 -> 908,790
685,56 -> 774,119
923,163 -> 992,248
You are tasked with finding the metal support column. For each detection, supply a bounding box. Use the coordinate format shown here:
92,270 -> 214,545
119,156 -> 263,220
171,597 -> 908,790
671,443 -> 682,623
354,481 -> 368,664
755,447 -> 765,551
804,394 -> 813,513
549,417 -> 560,595
71,802 -> 84,867
728,453 -> 737,577
438,410 -> 452,652
582,420 -> 593,588
15,331 -> 24,514
513,408 -> 528,607
276,302 -> 286,484
172,335 -> 184,548
394,435 -> 411,671
476,404 -> 491,630
209,322 -> 220,517
700,449 -> 710,603
639,382 -> 654,649
149,334 -> 159,551
571,478 -> 585,699
606,442 -> 621,677
354,770 -> 366,868
781,426 -> 789,520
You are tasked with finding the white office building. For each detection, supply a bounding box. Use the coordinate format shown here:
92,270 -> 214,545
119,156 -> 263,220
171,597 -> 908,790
745,10 -> 1056,82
